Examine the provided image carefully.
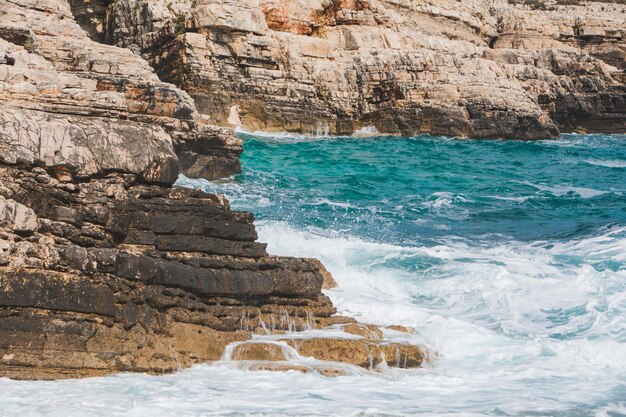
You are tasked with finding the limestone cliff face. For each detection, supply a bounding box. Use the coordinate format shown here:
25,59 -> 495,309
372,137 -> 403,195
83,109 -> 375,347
1,0 -> 242,182
0,0 -> 428,379
76,0 -> 624,139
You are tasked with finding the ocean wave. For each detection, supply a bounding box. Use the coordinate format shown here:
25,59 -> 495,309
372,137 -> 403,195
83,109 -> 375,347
310,198 -> 357,209
4,133 -> 626,416
242,220 -> 626,413
9,222 -> 621,416
584,159 -> 626,168
176,174 -> 276,209
517,180 -> 612,198
257,220 -> 626,350
4,362 -> 623,417
165,133 -> 626,415
421,192 -> 473,208
235,126 -> 380,143
487,195 -> 531,202
539,133 -> 625,148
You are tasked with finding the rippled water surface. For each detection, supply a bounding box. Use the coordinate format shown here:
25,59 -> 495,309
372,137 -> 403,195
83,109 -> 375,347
2,133 -> 626,416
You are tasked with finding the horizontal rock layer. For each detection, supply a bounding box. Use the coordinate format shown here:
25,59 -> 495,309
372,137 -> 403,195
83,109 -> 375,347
0,163 -> 342,379
0,0 -> 242,181
82,0 -> 624,138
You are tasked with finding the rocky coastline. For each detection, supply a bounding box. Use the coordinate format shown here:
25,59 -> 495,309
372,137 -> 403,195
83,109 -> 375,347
0,0 -> 623,380
0,0 -> 427,380
73,0 -> 624,138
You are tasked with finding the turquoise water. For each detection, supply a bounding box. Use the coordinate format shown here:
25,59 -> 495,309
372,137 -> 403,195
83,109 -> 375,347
228,133 -> 626,245
182,133 -> 626,414
2,133 -> 625,416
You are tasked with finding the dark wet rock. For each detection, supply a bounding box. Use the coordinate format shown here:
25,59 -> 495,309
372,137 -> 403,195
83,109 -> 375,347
0,163 -> 338,379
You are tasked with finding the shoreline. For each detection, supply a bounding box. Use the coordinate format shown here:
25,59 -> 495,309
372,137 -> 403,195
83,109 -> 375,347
0,0 -> 624,382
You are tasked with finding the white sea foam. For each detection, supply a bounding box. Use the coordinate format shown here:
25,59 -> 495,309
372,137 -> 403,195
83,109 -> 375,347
419,192 -> 472,219
235,126 -> 339,142
351,126 -> 380,138
2,221 -> 625,416
518,180 -> 612,198
585,159 -> 626,168
257,221 -> 626,340
234,126 -> 408,143
310,198 -> 356,209
1,221 -> 625,415
255,221 -> 626,411
487,195 -> 530,202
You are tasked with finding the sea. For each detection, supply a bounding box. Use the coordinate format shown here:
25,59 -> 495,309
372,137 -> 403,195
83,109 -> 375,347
1,133 -> 625,416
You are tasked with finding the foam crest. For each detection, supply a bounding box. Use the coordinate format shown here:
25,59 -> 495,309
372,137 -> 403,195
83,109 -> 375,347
585,159 -> 626,168
256,221 -> 626,363
519,180 -> 612,198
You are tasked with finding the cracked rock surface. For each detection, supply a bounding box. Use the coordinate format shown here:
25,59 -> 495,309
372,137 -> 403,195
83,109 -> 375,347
76,0 -> 625,138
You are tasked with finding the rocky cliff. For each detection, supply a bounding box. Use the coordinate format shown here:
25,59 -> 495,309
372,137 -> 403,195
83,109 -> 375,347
71,0 -> 624,139
0,0 -> 622,381
0,0 -> 428,380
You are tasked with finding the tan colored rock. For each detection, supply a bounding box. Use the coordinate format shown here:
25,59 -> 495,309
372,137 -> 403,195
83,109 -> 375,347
281,337 -> 428,369
259,0 -> 329,35
308,258 -> 338,289
231,342 -> 288,361
282,338 -> 372,366
0,0 -> 345,380
0,162 -> 340,379
246,362 -> 348,377
386,324 -> 416,334
246,362 -> 311,373
96,0 -> 624,138
342,323 -> 383,340
0,0 -> 242,181
315,315 -> 358,328
378,343 -> 427,368
0,197 -> 38,234
194,0 -> 269,35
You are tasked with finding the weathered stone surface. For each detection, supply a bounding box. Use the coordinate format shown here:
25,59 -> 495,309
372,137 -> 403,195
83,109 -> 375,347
341,323 -> 383,340
280,337 -> 428,369
0,0 -> 241,181
0,197 -> 38,234
245,362 -> 348,377
92,0 -> 624,138
227,329 -> 431,373
0,163 -> 343,379
0,269 -> 115,316
312,258 -> 338,289
194,0 -> 269,35
231,342 -> 288,361
386,324 -> 415,334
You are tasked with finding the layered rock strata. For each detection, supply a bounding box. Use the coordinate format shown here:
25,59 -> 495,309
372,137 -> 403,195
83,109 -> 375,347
0,0 -> 429,379
0,0 -> 242,182
78,0 -> 624,138
0,165 -> 338,379
226,323 -> 428,376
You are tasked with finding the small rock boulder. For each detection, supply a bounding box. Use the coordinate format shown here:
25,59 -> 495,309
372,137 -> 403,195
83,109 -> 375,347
231,342 -> 288,361
0,196 -> 38,234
